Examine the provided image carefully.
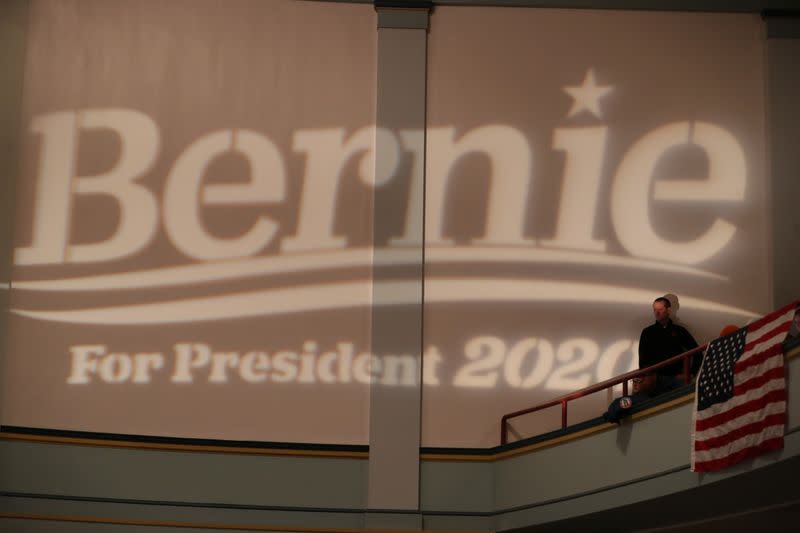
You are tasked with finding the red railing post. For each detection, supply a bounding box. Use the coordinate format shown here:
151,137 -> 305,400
500,417 -> 507,445
561,400 -> 567,429
622,379 -> 628,397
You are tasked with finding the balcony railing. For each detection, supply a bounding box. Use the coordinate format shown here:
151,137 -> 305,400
500,344 -> 706,445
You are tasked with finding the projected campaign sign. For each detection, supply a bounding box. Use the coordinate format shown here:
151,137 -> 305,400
420,8 -> 768,446
3,0 -> 378,445
2,2 -> 770,447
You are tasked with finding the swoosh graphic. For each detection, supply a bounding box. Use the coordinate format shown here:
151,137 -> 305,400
10,246 -> 725,291
10,279 -> 758,325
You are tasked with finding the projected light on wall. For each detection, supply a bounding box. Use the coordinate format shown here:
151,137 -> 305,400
2,1 -> 769,447
419,7 -> 768,447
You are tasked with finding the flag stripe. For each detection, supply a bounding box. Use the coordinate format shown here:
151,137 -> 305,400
693,424 -> 785,463
745,302 -> 796,338
695,388 -> 786,430
743,320 -> 791,352
734,352 -> 783,386
693,437 -> 784,472
696,382 -> 785,423
735,339 -> 783,372
734,365 -> 785,395
694,412 -> 785,451
693,400 -> 786,441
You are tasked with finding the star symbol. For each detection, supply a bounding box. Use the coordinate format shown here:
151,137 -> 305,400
563,68 -> 613,119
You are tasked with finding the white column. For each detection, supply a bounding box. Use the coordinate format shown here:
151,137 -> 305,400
367,2 -> 430,528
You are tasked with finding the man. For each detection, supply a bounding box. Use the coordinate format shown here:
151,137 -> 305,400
637,296 -> 699,396
604,296 -> 699,423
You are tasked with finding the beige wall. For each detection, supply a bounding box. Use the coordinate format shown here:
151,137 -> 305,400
1,1 -> 799,531
2,0 -> 781,451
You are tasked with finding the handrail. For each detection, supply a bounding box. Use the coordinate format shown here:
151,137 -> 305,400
500,344 -> 707,445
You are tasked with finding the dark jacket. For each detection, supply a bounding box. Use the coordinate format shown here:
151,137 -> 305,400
639,319 -> 699,377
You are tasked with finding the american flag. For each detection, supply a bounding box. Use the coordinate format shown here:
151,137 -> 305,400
691,302 -> 797,472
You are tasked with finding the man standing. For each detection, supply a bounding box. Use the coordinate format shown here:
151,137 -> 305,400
637,296 -> 699,396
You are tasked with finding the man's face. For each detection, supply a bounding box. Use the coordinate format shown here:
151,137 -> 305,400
653,301 -> 670,324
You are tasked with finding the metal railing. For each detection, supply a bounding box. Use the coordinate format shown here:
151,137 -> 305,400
500,344 -> 706,445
